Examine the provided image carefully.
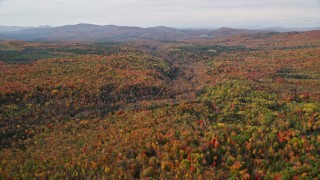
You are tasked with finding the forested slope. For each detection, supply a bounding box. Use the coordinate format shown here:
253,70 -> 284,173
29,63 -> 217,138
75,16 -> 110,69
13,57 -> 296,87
0,31 -> 320,179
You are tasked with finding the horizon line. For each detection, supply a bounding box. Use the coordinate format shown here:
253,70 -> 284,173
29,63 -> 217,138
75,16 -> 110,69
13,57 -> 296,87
1,23 -> 320,30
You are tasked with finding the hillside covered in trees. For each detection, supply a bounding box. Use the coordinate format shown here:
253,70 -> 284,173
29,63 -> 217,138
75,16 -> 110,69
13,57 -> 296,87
0,30 -> 320,179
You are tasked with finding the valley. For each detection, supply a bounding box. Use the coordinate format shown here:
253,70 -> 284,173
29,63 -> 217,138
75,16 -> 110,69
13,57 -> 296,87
0,29 -> 320,179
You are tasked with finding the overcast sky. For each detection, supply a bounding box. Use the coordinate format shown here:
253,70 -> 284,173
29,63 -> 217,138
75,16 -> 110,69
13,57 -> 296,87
0,0 -> 319,28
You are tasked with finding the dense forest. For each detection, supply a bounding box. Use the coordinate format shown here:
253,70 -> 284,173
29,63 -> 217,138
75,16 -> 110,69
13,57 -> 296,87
0,30 -> 320,179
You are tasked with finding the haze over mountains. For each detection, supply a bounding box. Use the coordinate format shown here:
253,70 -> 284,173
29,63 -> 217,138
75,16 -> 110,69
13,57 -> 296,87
0,24 -> 319,42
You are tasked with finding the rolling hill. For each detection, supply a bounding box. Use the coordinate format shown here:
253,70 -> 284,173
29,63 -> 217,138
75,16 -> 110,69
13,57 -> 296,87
0,27 -> 319,179
0,24 -> 265,42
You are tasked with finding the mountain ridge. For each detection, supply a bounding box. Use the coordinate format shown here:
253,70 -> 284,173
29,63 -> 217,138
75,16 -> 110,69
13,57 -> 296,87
0,24 -> 271,42
0,24 -> 319,42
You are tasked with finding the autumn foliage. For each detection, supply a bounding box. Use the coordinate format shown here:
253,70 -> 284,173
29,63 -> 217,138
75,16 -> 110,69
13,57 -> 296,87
0,30 -> 320,179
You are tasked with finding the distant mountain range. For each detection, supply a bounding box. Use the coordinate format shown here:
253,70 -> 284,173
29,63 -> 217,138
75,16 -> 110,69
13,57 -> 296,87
0,24 -> 319,42
0,25 -> 52,33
